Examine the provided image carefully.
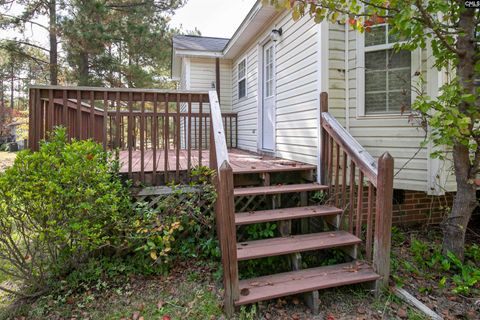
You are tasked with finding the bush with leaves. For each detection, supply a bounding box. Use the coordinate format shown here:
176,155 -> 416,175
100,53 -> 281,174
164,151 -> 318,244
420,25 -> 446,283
0,127 -> 131,296
408,239 -> 480,295
131,166 -> 219,272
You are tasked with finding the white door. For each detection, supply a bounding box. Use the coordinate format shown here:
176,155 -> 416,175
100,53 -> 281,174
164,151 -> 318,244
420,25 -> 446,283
262,42 -> 275,151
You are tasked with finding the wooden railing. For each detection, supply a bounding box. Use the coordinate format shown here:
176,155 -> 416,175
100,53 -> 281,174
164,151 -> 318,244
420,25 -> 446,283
207,90 -> 238,316
28,86 -> 238,185
319,92 -> 394,290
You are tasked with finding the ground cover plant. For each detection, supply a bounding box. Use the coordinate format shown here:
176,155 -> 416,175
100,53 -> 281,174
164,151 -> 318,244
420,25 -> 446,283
0,128 -> 221,319
391,225 -> 480,319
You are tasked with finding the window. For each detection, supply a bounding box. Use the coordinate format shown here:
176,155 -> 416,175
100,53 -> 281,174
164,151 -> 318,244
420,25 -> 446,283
362,24 -> 412,115
264,46 -> 274,97
238,58 -> 247,99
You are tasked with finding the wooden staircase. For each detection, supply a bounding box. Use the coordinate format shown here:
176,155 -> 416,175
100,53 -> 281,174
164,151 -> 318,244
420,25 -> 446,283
232,172 -> 380,308
208,91 -> 394,317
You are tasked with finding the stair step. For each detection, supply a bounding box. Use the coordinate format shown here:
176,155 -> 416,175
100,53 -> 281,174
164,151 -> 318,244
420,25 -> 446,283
233,163 -> 317,175
235,205 -> 342,226
236,261 -> 380,306
237,231 -> 361,261
234,183 -> 327,197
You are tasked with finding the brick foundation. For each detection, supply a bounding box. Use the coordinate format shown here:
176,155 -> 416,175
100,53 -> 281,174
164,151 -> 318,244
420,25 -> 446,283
392,190 -> 454,225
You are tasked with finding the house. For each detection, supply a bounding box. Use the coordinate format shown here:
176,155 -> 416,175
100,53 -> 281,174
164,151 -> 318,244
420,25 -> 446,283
29,3 -> 401,309
171,0 -> 454,225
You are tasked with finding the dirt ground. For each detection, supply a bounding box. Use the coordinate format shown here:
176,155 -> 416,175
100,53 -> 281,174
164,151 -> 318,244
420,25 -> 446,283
1,260 -> 428,320
389,224 -> 480,320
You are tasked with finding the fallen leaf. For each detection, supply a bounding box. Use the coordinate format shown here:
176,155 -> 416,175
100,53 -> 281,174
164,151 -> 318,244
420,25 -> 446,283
292,297 -> 300,305
157,300 -> 165,309
466,309 -> 478,320
357,306 -> 366,314
397,308 -> 407,319
240,288 -> 250,296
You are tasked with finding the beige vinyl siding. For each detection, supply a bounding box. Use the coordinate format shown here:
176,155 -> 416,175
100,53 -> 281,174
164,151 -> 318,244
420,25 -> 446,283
189,57 -> 232,112
345,30 -> 430,192
232,12 -> 319,165
328,23 -> 347,125
232,48 -> 258,151
178,57 -> 233,149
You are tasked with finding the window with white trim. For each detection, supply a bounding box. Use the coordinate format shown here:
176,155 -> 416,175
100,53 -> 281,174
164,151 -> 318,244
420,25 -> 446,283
238,58 -> 247,99
363,24 -> 412,115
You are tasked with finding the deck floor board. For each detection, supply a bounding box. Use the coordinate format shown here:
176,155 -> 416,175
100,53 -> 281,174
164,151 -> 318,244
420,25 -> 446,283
119,148 -> 316,174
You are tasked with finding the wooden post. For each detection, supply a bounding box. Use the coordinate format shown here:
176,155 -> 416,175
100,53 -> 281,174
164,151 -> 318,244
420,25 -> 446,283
216,161 -> 239,317
319,92 -> 328,184
373,152 -> 394,292
28,88 -> 35,150
208,90 -> 238,316
209,133 -> 217,171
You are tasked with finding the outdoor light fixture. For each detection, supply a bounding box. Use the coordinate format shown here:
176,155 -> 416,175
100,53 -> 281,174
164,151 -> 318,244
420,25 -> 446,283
270,28 -> 282,42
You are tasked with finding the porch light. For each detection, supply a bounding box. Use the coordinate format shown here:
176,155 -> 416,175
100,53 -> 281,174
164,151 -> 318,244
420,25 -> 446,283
270,28 -> 282,42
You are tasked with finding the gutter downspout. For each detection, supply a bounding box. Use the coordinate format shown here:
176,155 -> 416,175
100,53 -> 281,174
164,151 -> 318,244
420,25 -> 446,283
215,58 -> 221,99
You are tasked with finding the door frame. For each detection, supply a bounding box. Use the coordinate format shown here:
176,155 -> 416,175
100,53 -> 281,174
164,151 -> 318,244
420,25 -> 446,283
257,36 -> 277,154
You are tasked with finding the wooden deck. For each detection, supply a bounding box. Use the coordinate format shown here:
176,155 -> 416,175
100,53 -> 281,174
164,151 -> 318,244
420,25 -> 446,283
119,148 -> 316,175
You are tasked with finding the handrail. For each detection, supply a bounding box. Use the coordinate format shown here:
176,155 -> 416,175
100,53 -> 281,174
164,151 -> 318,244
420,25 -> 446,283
28,86 -> 238,185
29,84 -> 209,95
106,110 -> 238,117
208,91 -> 230,170
321,112 -> 378,186
319,92 -> 393,292
208,91 -> 238,316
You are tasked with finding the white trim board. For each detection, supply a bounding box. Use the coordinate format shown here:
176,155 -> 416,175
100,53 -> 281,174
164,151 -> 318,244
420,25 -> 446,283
355,30 -> 421,118
316,21 -> 329,183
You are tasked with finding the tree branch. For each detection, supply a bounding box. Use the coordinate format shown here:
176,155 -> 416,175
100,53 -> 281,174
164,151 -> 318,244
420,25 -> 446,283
414,0 -> 461,56
0,12 -> 49,31
5,39 -> 49,53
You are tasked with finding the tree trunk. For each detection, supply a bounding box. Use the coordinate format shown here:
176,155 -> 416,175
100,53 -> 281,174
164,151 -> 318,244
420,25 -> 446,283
442,5 -> 478,260
443,142 -> 477,260
78,51 -> 89,86
10,64 -> 14,110
49,0 -> 58,85
0,79 -> 4,109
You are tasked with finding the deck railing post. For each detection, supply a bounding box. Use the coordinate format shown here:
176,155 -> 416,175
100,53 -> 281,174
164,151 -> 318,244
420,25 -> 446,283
208,90 -> 238,316
373,152 -> 394,292
28,88 -> 35,150
216,161 -> 239,317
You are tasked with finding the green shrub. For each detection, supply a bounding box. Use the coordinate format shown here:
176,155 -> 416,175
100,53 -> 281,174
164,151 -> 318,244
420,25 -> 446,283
0,127 -> 131,296
130,166 -> 219,271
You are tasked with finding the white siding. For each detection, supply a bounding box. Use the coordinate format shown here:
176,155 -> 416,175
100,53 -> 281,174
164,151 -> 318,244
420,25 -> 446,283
189,57 -> 232,112
178,57 -> 233,149
231,12 -> 319,165
328,23 -> 347,125
339,27 -> 431,192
